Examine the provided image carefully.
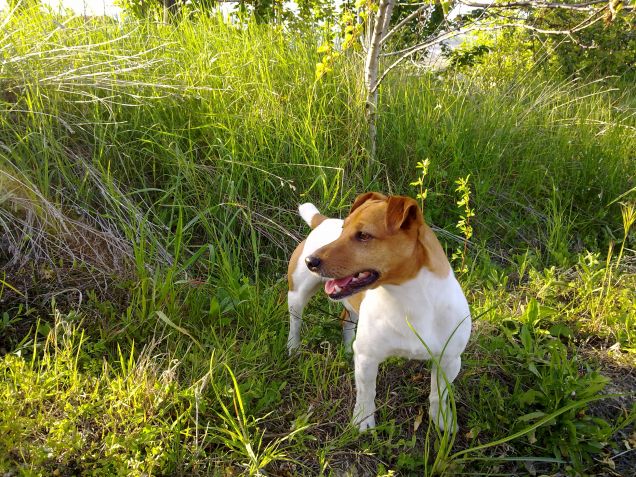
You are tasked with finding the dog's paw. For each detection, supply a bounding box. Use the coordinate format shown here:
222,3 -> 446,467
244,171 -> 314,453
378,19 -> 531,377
435,418 -> 458,434
357,415 -> 375,432
287,345 -> 300,357
287,338 -> 301,356
429,405 -> 458,434
353,408 -> 375,431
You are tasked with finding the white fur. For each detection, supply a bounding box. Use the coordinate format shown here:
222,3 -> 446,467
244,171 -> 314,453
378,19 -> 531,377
298,202 -> 321,227
287,214 -> 347,352
287,203 -> 471,432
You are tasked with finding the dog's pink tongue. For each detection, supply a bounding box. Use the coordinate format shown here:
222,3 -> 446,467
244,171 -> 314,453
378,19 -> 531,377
324,275 -> 354,295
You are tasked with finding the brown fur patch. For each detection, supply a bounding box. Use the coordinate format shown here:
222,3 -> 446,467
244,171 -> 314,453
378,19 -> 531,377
350,192 -> 387,215
287,239 -> 306,291
385,196 -> 420,234
310,214 -> 328,229
340,292 -> 364,328
347,292 -> 365,314
339,308 -> 349,327
418,223 -> 451,278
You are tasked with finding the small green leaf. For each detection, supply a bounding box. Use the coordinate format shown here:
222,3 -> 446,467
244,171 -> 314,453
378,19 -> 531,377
520,325 -> 533,351
549,324 -> 572,339
517,411 -> 547,422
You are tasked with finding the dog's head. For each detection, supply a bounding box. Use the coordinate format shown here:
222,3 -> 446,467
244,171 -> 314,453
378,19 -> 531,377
305,192 -> 450,300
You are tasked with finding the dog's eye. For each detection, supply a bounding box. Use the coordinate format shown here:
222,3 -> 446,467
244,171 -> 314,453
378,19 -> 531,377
355,231 -> 372,242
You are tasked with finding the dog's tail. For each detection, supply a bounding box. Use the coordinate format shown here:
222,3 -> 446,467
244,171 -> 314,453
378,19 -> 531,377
299,203 -> 328,229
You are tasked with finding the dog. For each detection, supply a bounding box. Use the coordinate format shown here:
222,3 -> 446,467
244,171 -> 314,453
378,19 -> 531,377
287,192 -> 471,431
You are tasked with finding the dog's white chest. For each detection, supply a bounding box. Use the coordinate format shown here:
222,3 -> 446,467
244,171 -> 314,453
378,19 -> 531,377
354,269 -> 471,361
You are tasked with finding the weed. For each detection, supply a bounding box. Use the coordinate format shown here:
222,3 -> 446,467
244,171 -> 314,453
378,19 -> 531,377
209,363 -> 308,475
452,174 -> 474,274
410,158 -> 431,211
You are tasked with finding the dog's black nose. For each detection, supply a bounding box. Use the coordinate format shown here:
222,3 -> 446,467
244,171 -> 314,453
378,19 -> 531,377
305,255 -> 322,272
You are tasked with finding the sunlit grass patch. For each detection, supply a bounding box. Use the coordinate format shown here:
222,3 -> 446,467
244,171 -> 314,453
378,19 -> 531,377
0,314 -> 196,475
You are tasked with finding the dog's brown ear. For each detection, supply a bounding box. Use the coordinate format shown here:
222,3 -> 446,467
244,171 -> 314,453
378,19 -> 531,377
350,192 -> 387,214
385,196 -> 422,234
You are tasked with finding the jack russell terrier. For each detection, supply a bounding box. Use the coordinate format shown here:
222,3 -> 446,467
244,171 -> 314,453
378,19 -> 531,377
287,192 -> 471,432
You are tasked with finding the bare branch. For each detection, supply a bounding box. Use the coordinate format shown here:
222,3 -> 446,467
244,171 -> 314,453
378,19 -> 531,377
458,0 -> 632,12
375,5 -> 610,92
381,4 -> 431,46
494,14 -> 607,36
363,0 -> 632,158
383,24 -> 477,59
375,25 -> 478,91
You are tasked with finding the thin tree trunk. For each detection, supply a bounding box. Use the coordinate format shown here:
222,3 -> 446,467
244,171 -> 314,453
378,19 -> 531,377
381,0 -> 395,38
163,0 -> 179,24
364,0 -> 395,162
163,0 -> 170,24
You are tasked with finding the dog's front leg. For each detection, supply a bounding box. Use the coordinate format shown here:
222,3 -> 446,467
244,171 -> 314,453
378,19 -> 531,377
352,351 -> 380,431
429,355 -> 461,432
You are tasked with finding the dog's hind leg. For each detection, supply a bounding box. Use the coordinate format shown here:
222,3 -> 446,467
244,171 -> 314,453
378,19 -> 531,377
341,307 -> 359,353
287,268 -> 321,354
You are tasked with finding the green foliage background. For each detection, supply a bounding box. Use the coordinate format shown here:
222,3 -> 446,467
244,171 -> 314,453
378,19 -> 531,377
0,4 -> 634,476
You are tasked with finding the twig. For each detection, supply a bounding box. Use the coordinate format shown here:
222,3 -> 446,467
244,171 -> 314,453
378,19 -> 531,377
375,6 -> 608,92
459,0 -> 632,12
381,4 -> 431,46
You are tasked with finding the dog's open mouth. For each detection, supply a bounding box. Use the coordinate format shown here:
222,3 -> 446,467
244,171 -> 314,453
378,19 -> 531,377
324,270 -> 379,300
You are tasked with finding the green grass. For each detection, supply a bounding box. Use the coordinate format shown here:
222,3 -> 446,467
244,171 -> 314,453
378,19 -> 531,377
379,73 -> 635,262
1,7 -> 635,476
